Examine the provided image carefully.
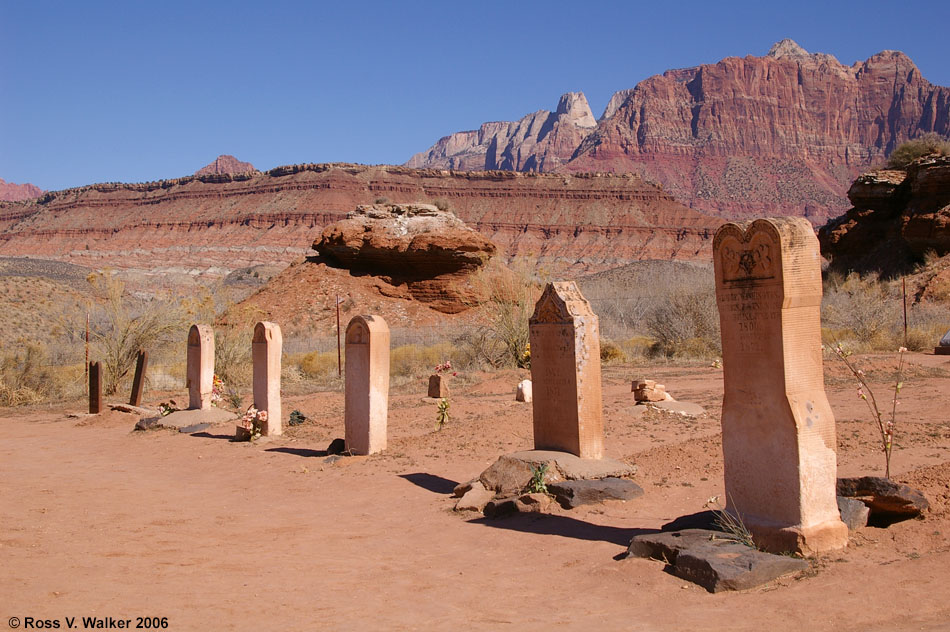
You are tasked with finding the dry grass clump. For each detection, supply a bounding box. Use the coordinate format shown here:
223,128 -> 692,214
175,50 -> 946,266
0,342 -> 83,406
822,271 -> 950,351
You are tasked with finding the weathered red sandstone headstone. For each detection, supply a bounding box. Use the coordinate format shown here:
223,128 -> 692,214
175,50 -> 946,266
88,361 -> 102,414
253,321 -> 283,436
528,282 -> 603,460
129,350 -> 148,407
344,315 -> 390,455
714,217 -> 848,555
186,324 -> 215,410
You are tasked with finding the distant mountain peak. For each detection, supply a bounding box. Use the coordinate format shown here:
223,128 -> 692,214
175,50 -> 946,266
555,92 -> 597,129
195,155 -> 256,176
767,39 -> 810,59
0,178 -> 44,201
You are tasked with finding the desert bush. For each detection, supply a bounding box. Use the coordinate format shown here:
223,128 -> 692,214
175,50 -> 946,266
0,342 -> 75,406
887,133 -> 950,169
87,272 -> 187,395
821,272 -> 897,349
619,336 -> 654,360
471,259 -> 545,368
822,272 -> 950,351
391,342 -> 457,377
297,349 -> 340,379
432,198 -> 451,211
451,326 -> 509,369
600,339 -> 625,364
645,289 -> 721,358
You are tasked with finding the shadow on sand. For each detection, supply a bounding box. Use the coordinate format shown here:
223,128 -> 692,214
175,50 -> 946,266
264,447 -> 329,458
469,512 -> 659,548
399,472 -> 459,494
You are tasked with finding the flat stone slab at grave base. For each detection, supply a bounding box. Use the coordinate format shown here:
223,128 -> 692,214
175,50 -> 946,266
478,450 -> 637,495
645,400 -> 706,417
626,529 -> 809,593
135,408 -> 237,431
548,478 -> 644,509
837,476 -> 929,518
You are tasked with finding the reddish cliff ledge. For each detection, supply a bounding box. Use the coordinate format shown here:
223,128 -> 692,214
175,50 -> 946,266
819,155 -> 950,275
0,163 -> 721,286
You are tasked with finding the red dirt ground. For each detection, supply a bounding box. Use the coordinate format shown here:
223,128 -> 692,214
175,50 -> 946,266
3,354 -> 950,631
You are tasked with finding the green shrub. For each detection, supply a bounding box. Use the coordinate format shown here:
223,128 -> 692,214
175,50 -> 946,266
887,133 -> 950,169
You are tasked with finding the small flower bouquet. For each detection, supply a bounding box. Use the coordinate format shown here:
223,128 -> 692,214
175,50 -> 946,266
211,374 -> 224,407
236,405 -> 268,441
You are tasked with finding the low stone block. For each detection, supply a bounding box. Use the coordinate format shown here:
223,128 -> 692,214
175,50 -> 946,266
837,496 -> 869,531
837,476 -> 929,517
627,529 -> 809,592
455,481 -> 494,512
155,407 -> 237,429
548,477 -> 644,509
428,374 -> 448,398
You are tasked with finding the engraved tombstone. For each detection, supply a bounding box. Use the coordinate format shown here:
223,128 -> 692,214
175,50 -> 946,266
253,321 -> 283,436
528,281 -> 604,460
714,218 -> 848,554
186,324 -> 215,410
344,315 -> 390,455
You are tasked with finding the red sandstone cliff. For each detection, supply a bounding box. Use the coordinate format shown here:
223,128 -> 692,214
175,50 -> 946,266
0,164 -> 721,287
0,178 -> 43,201
409,41 -> 950,224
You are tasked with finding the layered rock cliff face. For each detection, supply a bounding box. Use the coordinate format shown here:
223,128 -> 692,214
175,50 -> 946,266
819,155 -> 950,275
0,163 -> 721,287
406,92 -> 598,172
0,178 -> 43,202
195,155 -> 257,176
409,41 -> 950,224
315,203 -> 496,313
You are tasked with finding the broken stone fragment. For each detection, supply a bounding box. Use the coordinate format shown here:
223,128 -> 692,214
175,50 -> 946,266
836,476 -> 929,518
455,481 -> 494,512
836,496 -> 870,531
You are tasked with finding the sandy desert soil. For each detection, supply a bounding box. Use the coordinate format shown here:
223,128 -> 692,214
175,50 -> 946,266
3,354 -> 950,631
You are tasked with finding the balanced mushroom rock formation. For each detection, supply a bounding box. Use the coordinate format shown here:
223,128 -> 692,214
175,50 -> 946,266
315,203 -> 497,313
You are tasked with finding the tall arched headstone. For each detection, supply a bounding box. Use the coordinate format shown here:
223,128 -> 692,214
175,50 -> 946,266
253,321 -> 283,436
528,281 -> 604,460
344,315 -> 390,455
186,324 -> 214,410
714,217 -> 848,555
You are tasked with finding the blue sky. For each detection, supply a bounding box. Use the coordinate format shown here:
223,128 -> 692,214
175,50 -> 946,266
2,0 -> 949,191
